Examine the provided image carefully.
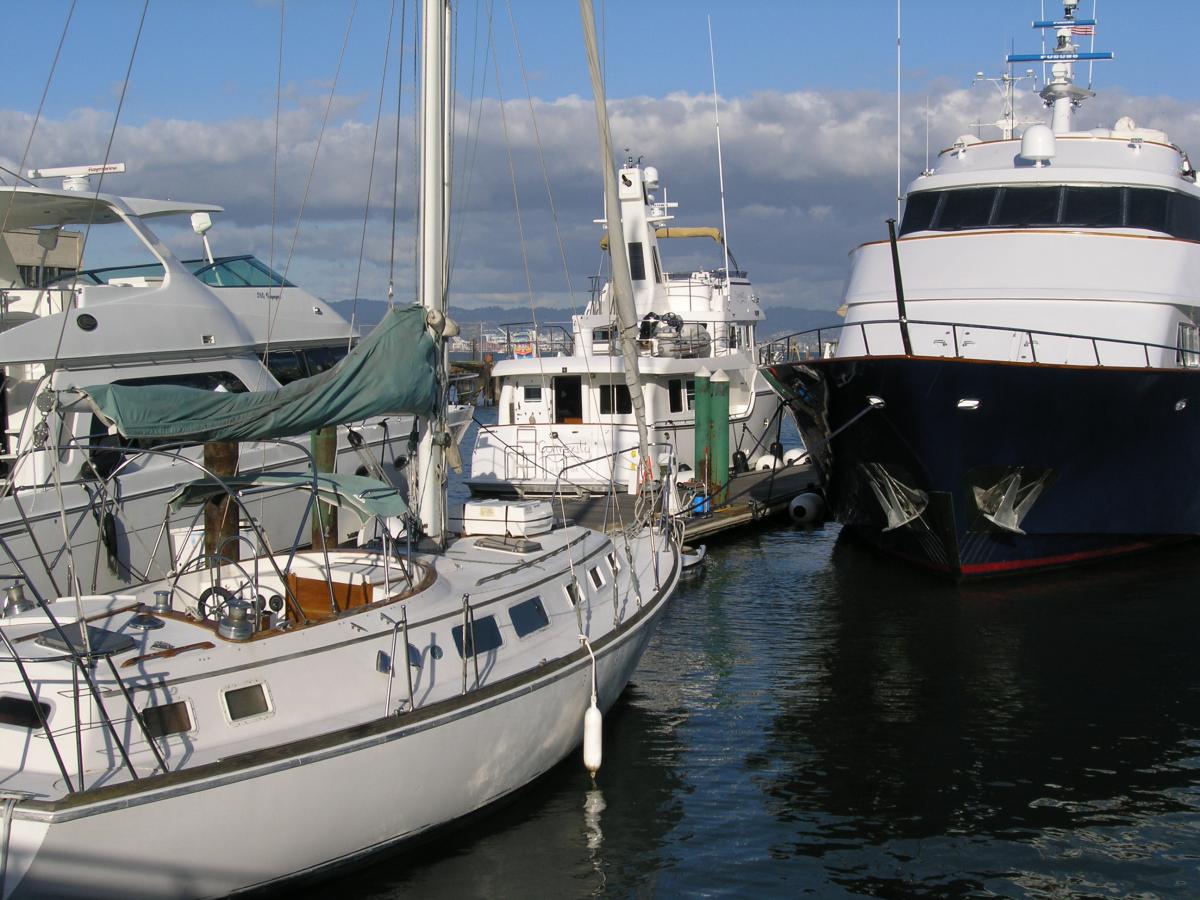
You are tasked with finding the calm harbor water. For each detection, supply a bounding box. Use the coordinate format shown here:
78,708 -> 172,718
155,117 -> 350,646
318,416 -> 1200,898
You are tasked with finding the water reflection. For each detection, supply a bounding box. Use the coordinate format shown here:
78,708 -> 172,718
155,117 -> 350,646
758,534 -> 1200,896
310,684 -> 689,898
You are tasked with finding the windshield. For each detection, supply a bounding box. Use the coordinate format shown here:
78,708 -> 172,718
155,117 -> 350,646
53,255 -> 295,288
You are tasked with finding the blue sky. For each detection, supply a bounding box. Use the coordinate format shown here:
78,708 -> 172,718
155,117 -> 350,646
4,1 -> 1182,124
1,1 -> 1195,316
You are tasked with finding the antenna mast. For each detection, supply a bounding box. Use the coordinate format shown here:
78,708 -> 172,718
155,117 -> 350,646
707,16 -> 731,281
1008,0 -> 1111,135
895,0 -> 901,219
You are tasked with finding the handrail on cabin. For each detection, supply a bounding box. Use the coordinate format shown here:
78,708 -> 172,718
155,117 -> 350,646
757,317 -> 1195,371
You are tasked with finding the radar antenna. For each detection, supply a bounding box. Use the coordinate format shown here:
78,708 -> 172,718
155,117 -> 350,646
1006,0 -> 1111,134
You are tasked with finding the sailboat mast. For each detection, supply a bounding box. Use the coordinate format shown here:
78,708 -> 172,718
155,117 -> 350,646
416,0 -> 449,543
578,0 -> 652,481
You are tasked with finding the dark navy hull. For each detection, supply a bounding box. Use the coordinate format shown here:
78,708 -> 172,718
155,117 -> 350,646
764,355 -> 1200,577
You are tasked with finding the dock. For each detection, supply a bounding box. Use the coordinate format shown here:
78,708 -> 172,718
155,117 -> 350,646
554,463 -> 820,542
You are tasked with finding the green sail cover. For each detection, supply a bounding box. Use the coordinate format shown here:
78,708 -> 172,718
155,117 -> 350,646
83,305 -> 437,441
169,470 -> 408,525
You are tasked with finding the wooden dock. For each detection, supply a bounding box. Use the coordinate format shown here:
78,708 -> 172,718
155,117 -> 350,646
555,463 -> 820,543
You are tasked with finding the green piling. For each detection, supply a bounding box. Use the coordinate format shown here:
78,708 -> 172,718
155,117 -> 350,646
710,369 -> 730,506
693,367 -> 712,489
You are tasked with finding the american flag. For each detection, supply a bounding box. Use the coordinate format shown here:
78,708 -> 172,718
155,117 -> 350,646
1071,24 -> 1095,36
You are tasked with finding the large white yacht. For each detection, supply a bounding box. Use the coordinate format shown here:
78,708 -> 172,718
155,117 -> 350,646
764,2 -> 1200,577
468,160 -> 785,496
0,171 -> 445,598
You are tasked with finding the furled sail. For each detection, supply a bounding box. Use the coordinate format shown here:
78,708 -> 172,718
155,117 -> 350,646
83,304 -> 437,441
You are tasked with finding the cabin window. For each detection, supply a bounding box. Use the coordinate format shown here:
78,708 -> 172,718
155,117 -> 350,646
1168,194 -> 1200,241
599,384 -> 632,415
0,695 -> 49,729
607,551 -> 621,573
1061,187 -> 1123,227
564,579 -> 582,606
995,186 -> 1061,226
900,191 -> 940,233
223,683 -> 270,722
1178,323 -> 1200,368
901,185 -> 1200,240
265,350 -> 307,385
628,242 -> 647,281
592,327 -> 615,353
304,345 -> 348,375
1127,189 -> 1170,232
937,188 -> 997,230
523,385 -> 543,403
113,371 -> 247,393
452,615 -> 503,658
669,378 -> 696,413
141,700 -> 193,738
509,596 -> 550,637
589,566 -> 605,589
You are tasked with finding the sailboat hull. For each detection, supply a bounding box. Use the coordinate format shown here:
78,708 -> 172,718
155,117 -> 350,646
4,562 -> 674,899
764,355 -> 1197,577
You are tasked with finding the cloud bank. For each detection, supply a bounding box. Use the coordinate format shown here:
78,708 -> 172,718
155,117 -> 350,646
3,84 -> 1197,322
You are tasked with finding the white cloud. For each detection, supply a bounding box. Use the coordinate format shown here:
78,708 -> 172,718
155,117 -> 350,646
2,84 -> 1196,314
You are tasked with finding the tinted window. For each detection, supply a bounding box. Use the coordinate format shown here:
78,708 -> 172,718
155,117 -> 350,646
1169,194 -> 1200,241
995,187 -> 1060,227
668,379 -> 683,413
937,189 -> 997,230
265,350 -> 306,385
899,191 -> 939,235
141,700 -> 192,738
523,385 -> 543,403
589,567 -> 604,589
304,345 -> 347,375
452,615 -> 503,657
599,384 -> 632,415
628,242 -> 646,281
1062,187 -> 1123,226
1127,189 -> 1170,232
114,371 -> 247,393
0,696 -> 49,729
224,684 -> 269,721
509,597 -> 550,637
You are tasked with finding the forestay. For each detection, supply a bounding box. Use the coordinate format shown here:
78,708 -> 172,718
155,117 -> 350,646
82,304 -> 437,441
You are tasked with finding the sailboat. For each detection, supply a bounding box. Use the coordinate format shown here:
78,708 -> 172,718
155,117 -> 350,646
0,2 -> 680,896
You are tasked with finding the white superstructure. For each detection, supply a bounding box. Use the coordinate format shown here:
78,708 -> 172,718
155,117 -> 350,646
0,177 -> 449,599
838,12 -> 1200,370
469,160 -> 785,496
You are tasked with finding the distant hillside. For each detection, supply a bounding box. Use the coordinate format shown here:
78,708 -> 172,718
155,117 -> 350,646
328,298 -> 838,339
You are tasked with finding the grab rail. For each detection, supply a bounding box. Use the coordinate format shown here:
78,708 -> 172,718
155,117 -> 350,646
758,317 -> 1191,370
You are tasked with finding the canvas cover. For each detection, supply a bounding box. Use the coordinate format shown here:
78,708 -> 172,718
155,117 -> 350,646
83,304 -> 437,441
169,470 -> 408,524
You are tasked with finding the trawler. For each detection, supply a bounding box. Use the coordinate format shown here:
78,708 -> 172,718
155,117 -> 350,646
468,160 -> 788,497
763,2 -> 1200,576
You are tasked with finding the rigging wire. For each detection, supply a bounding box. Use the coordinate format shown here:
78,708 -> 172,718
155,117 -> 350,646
351,0 -> 401,341
0,0 -> 75,207
269,0 -> 359,342
387,0 -> 410,306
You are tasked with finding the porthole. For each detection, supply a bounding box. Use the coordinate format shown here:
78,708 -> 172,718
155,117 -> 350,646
223,683 -> 271,722
509,597 -> 550,638
451,616 -> 503,658
141,700 -> 193,738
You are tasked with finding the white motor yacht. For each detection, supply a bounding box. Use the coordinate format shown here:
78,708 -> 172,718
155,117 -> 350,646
468,160 -> 787,497
764,2 -> 1200,577
0,175 -> 465,598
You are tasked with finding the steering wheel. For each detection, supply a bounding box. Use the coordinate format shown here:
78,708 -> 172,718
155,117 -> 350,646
197,585 -> 237,621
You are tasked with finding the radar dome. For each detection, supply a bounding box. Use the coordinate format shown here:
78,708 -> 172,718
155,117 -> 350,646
1020,124 -> 1056,166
